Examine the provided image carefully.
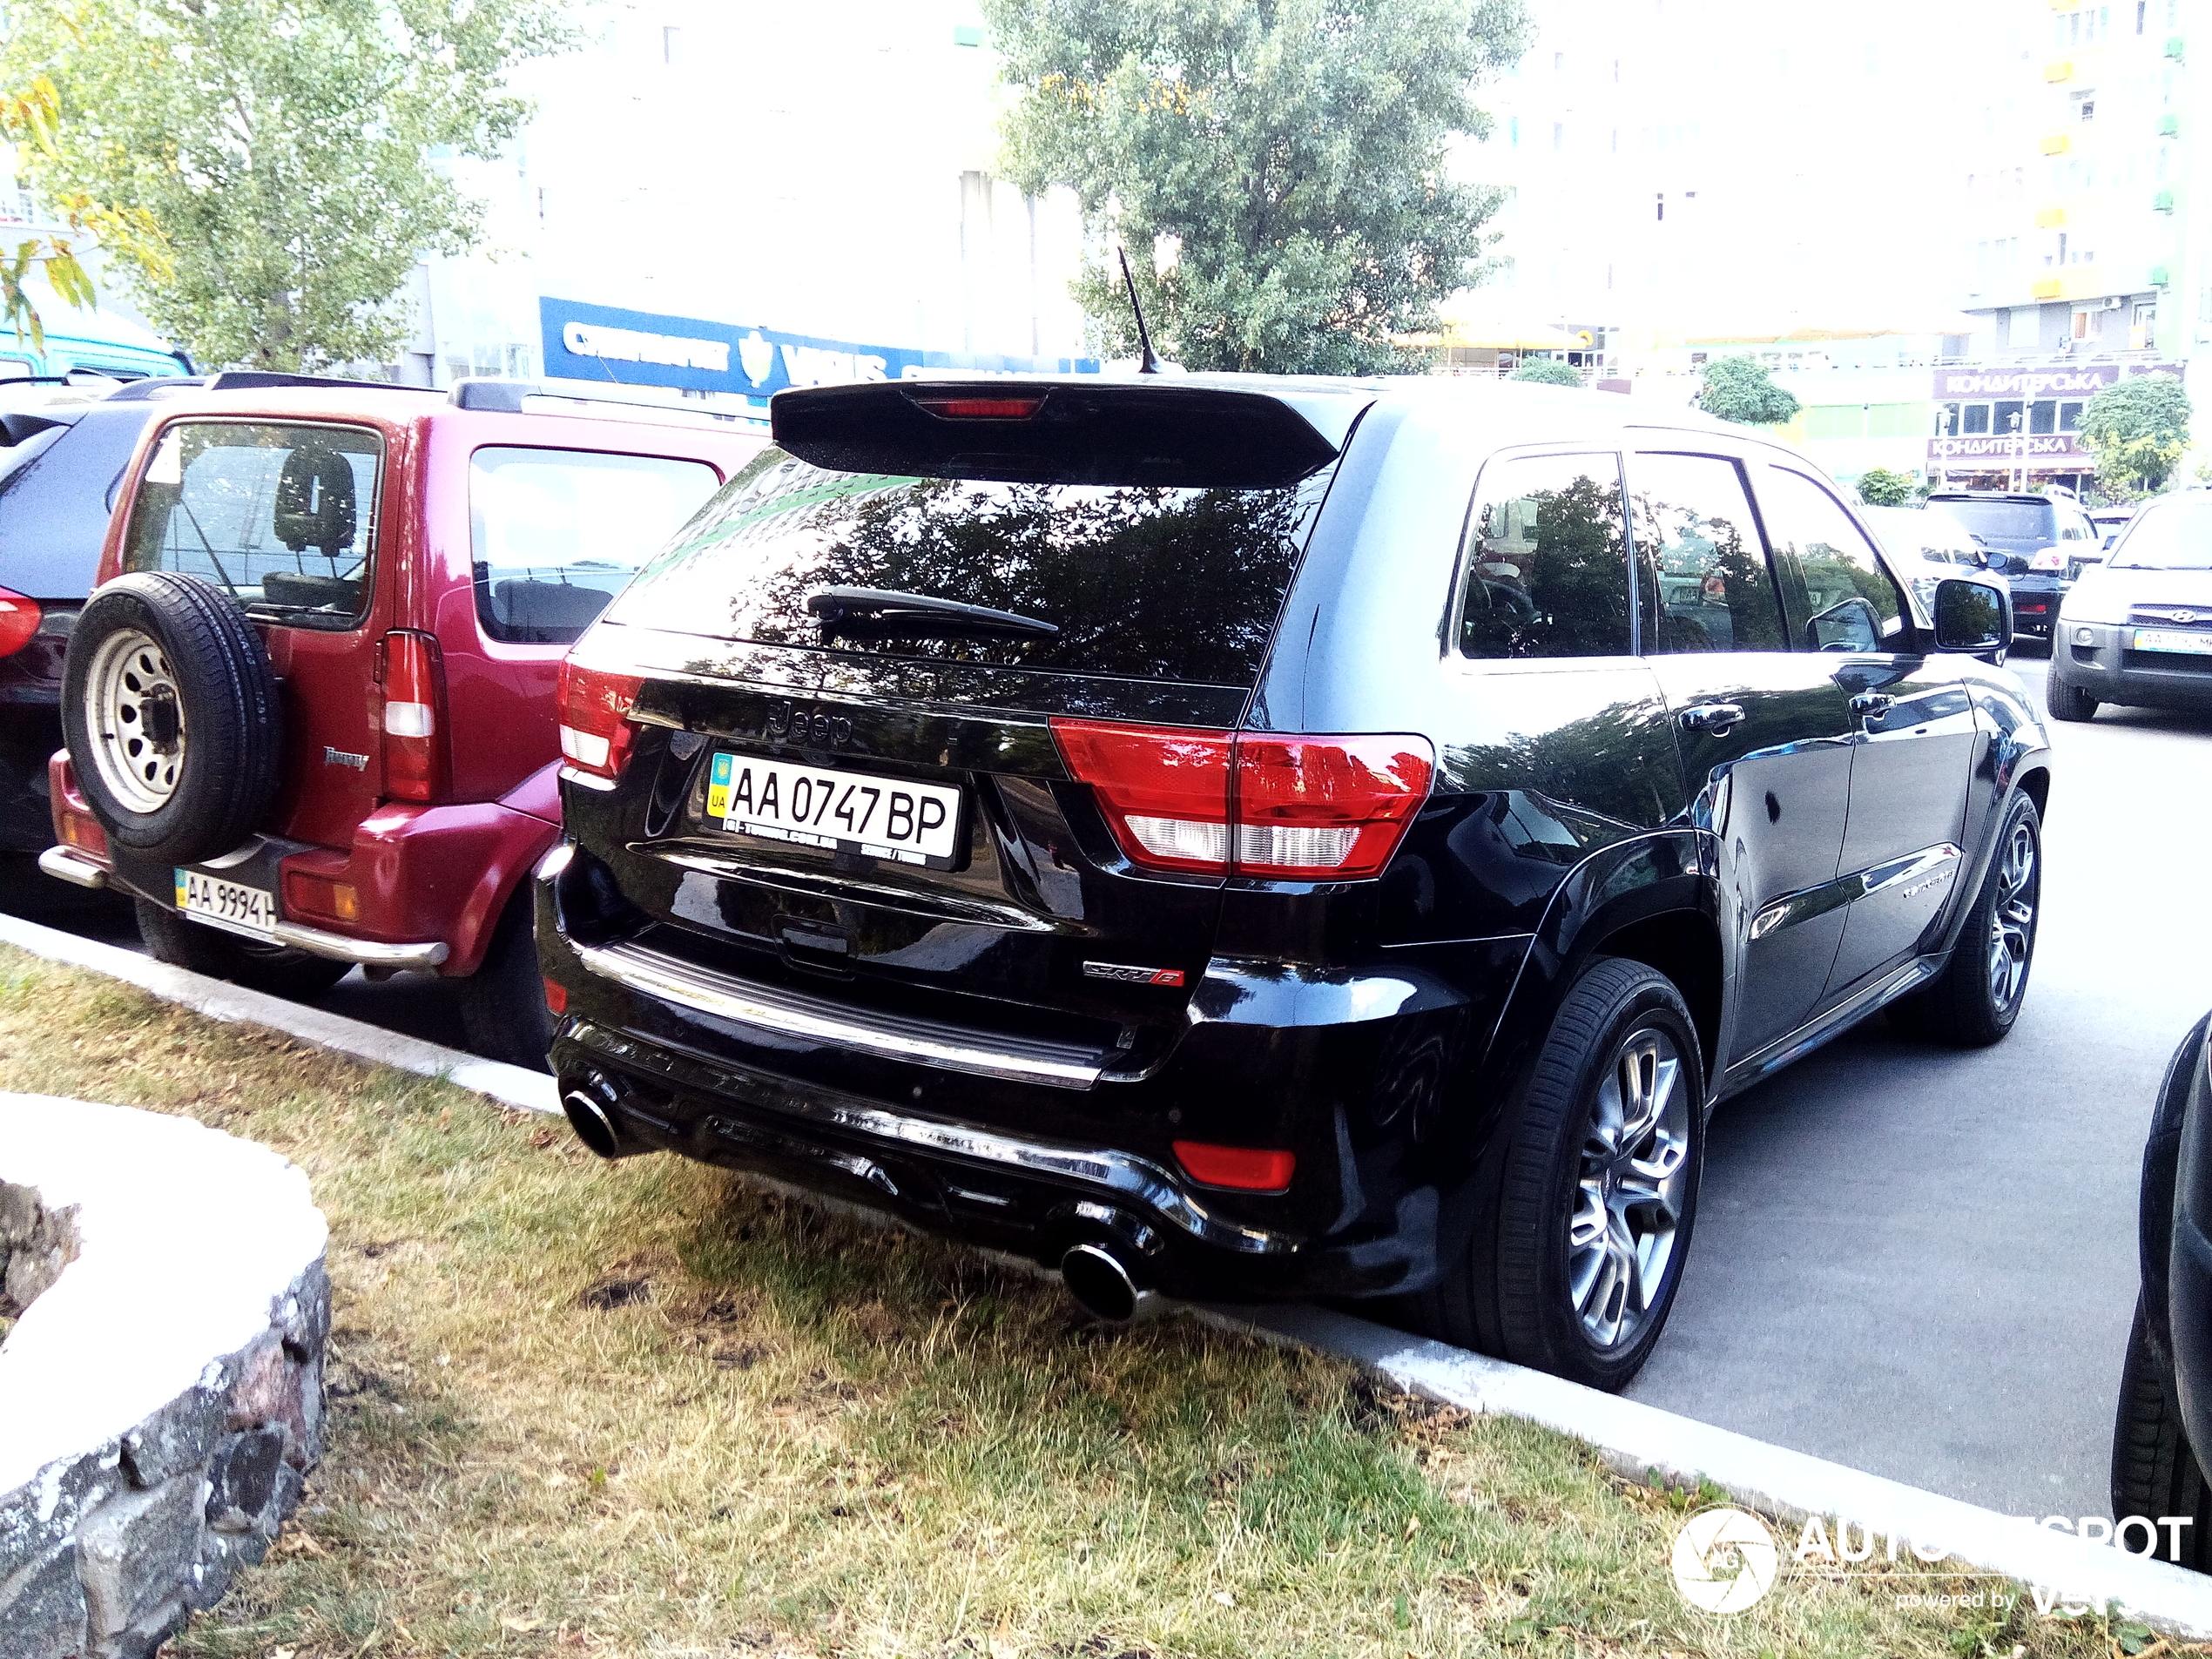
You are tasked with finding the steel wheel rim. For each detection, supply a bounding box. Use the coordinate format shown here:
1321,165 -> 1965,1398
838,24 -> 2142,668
84,627 -> 186,813
1986,819 -> 2038,1012
1569,1027 -> 1690,1351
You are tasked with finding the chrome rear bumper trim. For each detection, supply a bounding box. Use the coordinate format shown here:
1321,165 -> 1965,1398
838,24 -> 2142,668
38,846 -> 108,890
268,920 -> 448,969
574,939 -> 1114,1090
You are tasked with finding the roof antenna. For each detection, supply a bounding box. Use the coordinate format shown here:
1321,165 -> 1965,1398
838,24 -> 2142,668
1117,246 -> 1163,375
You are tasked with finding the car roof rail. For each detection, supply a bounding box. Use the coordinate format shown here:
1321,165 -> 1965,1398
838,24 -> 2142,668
203,370 -> 428,395
105,375 -> 208,401
448,376 -> 759,427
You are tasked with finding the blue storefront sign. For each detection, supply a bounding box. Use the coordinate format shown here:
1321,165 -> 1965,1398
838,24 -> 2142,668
538,296 -> 1098,401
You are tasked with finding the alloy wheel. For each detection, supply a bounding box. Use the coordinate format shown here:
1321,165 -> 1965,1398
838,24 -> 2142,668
1986,818 -> 2038,1014
84,627 -> 185,814
1568,1027 -> 1691,1351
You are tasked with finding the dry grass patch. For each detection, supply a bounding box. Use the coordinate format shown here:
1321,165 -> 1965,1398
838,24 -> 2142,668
0,945 -> 2165,1657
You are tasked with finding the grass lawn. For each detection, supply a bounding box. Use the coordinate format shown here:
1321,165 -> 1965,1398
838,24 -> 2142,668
0,945 -> 2161,1658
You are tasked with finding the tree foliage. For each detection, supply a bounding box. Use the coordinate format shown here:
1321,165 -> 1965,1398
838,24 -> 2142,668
0,76 -> 169,354
2080,371 -> 2192,499
1696,356 -> 1799,427
985,0 -> 1528,374
1509,358 -> 1581,386
3,0 -> 572,372
1854,466 -> 1919,507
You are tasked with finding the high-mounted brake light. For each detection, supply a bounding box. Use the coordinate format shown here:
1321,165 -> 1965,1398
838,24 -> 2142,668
557,658 -> 646,783
908,395 -> 1047,420
380,631 -> 447,802
1050,719 -> 1434,881
0,586 -> 41,658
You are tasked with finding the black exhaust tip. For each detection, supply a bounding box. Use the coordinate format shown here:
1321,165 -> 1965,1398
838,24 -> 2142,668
558,1070 -> 651,1160
1061,1242 -> 1161,1325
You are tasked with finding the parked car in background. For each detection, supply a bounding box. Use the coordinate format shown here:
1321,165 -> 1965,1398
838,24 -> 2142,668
40,373 -> 765,1066
2090,505 -> 2137,552
0,375 -> 200,851
2048,491 -> 2212,721
1928,489 -> 2102,641
1859,505 -> 1989,622
2111,1010 -> 2212,1570
537,374 -> 2042,1389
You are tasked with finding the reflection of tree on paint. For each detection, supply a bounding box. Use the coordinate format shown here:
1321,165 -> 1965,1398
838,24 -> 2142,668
1460,462 -> 1632,660
1629,454 -> 1787,654
611,457 -> 1330,685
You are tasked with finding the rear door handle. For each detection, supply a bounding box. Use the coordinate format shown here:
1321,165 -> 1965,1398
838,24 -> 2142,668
1676,702 -> 1744,735
1848,692 -> 1893,716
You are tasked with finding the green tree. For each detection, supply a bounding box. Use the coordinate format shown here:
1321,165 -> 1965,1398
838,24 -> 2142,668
1854,466 -> 1918,507
985,0 -> 1528,374
3,0 -> 572,373
1509,358 -> 1581,386
1696,356 -> 1800,427
2080,371 -> 2192,499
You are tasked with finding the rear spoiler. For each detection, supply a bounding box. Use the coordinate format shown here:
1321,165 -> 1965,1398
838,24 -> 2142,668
770,380 -> 1343,489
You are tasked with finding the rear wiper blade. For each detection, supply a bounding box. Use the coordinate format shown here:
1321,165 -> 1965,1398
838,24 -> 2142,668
806,586 -> 1059,640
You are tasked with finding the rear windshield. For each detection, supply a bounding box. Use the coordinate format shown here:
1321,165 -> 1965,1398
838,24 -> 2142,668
469,445 -> 723,644
604,448 -> 1340,685
124,420 -> 381,630
1929,500 -> 2054,542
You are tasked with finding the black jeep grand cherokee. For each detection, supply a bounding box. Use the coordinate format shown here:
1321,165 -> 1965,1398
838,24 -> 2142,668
538,376 -> 2047,1389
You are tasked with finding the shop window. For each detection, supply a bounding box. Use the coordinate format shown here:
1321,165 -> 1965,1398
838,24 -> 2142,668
1964,404 -> 1993,435
2030,400 -> 2058,435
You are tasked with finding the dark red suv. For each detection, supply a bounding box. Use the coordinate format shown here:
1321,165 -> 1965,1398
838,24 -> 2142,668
40,373 -> 763,1065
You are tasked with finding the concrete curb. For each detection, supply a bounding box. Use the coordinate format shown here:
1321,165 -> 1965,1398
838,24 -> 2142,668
1205,1304 -> 2212,1636
9,910 -> 2209,1631
0,912 -> 558,1116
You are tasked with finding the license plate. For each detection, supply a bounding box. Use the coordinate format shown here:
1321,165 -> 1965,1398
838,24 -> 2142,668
2132,627 -> 2212,657
174,867 -> 277,934
705,753 -> 961,867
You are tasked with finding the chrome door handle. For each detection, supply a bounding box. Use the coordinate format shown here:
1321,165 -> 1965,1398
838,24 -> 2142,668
1676,702 -> 1744,735
1848,692 -> 1893,716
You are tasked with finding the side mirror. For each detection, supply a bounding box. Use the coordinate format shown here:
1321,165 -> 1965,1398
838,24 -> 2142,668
1932,577 -> 2010,664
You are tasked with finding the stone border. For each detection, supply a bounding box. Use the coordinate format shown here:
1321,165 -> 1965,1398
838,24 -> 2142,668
0,1095 -> 331,1659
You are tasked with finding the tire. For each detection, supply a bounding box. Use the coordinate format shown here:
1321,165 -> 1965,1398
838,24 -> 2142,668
2047,673 -> 2099,723
1887,792 -> 2041,1048
1415,958 -> 1705,1391
2112,1295 -> 2212,1571
62,572 -> 284,867
457,890 -> 555,1071
134,898 -> 351,997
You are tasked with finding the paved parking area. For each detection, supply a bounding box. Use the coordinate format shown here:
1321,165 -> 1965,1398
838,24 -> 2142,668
7,651 -> 2206,1520
1630,650 -> 2212,1519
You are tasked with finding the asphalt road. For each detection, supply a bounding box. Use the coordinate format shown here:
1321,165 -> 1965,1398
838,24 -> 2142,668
1629,645 -> 2212,1521
3,644 -> 2205,1521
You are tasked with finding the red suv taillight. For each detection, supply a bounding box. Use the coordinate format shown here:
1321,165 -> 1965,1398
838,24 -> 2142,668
0,586 -> 41,658
557,658 -> 646,784
1049,719 -> 1434,880
380,630 -> 447,802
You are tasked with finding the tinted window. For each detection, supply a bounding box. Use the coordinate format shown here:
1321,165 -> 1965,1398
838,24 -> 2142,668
606,449 -> 1338,685
1761,468 -> 1905,652
1930,499 -> 2055,542
124,421 -> 381,630
1457,452 -> 1632,659
470,446 -> 723,645
1629,453 -> 1786,653
2111,497 -> 2212,569
0,402 -> 155,600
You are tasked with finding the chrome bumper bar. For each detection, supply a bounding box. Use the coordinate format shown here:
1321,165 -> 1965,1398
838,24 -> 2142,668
37,846 -> 108,889
573,938 -> 1116,1090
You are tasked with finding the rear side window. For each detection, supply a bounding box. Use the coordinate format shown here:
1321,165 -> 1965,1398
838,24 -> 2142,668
604,450 -> 1339,685
470,446 -> 723,644
1759,468 -> 1906,652
124,421 -> 381,631
1629,453 -> 1786,653
1456,452 -> 1632,659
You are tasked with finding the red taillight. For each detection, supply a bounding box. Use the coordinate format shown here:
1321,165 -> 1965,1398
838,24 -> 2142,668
556,658 -> 646,784
909,395 -> 1046,420
543,977 -> 569,1015
0,586 -> 41,658
1172,1142 -> 1296,1192
1049,719 -> 1434,880
380,630 -> 447,803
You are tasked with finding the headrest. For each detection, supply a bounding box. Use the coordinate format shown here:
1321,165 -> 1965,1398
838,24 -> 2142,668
273,446 -> 358,555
